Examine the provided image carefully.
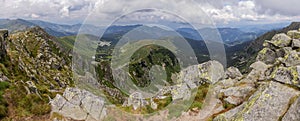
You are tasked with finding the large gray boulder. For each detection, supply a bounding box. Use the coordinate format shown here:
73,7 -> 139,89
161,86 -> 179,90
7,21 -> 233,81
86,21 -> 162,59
214,81 -> 300,121
287,30 -> 300,39
198,60 -> 225,84
280,50 -> 300,67
220,85 -> 255,105
247,61 -> 269,81
268,33 -> 292,48
282,96 -> 300,121
256,48 -> 276,64
270,66 -> 300,87
225,67 -> 243,79
50,87 -> 107,121
292,39 -> 300,48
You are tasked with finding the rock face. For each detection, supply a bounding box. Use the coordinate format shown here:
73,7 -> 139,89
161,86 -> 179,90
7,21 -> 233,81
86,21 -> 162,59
282,96 -> 300,121
48,29 -> 300,121
0,29 -> 8,62
51,87 -> 107,121
8,27 -> 73,90
214,81 -> 300,121
213,29 -> 300,121
198,60 -> 225,84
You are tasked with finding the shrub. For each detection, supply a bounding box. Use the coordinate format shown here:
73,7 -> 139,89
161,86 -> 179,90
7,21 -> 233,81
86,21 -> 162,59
30,103 -> 51,115
0,105 -> 8,118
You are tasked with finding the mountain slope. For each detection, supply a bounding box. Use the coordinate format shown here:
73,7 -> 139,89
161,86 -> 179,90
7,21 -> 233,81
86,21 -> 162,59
234,22 -> 300,72
0,27 -> 73,120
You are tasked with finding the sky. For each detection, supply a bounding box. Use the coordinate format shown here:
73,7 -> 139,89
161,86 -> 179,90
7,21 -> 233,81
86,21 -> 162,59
0,0 -> 299,27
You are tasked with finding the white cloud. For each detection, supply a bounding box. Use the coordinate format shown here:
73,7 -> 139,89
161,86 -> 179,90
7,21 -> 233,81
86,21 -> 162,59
254,0 -> 300,16
0,0 -> 299,25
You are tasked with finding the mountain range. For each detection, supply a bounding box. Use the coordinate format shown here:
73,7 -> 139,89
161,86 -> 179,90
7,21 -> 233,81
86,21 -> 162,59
0,19 -> 288,46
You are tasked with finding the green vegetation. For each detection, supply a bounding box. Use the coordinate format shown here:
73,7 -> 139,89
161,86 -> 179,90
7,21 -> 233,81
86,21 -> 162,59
57,34 -> 99,59
129,45 -> 180,87
8,83 -> 51,116
190,83 -> 209,109
0,82 -> 9,118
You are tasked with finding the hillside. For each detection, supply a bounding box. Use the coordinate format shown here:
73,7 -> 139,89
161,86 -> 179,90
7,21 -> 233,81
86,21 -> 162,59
233,22 -> 300,73
0,27 -> 73,120
49,28 -> 300,121
0,21 -> 299,120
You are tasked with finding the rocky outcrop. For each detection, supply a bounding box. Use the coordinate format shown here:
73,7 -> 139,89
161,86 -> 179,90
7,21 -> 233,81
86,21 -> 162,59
214,81 -> 300,121
282,96 -> 300,121
51,87 -> 107,121
48,29 -> 300,121
8,27 -> 73,90
213,29 -> 300,121
0,30 -> 8,62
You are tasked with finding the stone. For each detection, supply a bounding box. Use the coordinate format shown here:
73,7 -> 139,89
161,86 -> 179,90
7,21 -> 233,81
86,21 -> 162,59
218,78 -> 237,88
282,96 -> 300,121
0,29 -> 8,62
180,65 -> 200,88
247,61 -> 269,80
171,83 -> 191,100
51,87 -> 107,121
214,81 -> 300,121
276,47 -> 292,58
59,101 -> 87,120
292,39 -> 300,48
225,67 -> 243,79
268,33 -> 292,47
256,48 -> 276,64
220,85 -> 255,105
150,98 -> 158,110
26,81 -> 38,94
281,50 -> 300,67
287,30 -> 300,39
125,92 -> 149,110
198,60 -> 225,84
272,67 -> 294,85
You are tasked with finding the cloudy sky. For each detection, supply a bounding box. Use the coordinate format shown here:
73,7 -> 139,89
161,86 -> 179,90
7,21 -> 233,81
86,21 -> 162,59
0,0 -> 299,26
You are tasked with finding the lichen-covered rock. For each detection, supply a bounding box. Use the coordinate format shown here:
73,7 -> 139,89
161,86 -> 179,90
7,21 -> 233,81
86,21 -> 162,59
220,85 -> 255,105
247,61 -> 269,80
198,60 -> 224,84
225,67 -> 242,79
270,66 -> 300,87
276,47 -> 292,58
280,50 -> 300,67
214,81 -> 300,121
50,87 -> 107,121
268,33 -> 292,47
282,96 -> 300,121
287,30 -> 300,39
256,48 -> 276,64
218,78 -> 238,88
292,39 -> 300,48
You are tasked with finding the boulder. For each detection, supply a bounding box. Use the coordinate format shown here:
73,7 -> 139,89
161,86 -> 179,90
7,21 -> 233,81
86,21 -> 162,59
292,39 -> 300,48
282,96 -> 300,121
287,30 -> 300,39
220,85 -> 255,105
51,87 -> 107,121
280,50 -> 300,67
271,66 -> 299,86
256,48 -> 276,64
268,33 -> 291,48
214,81 -> 300,121
247,61 -> 269,81
198,60 -> 225,84
225,67 -> 243,79
276,47 -> 292,58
